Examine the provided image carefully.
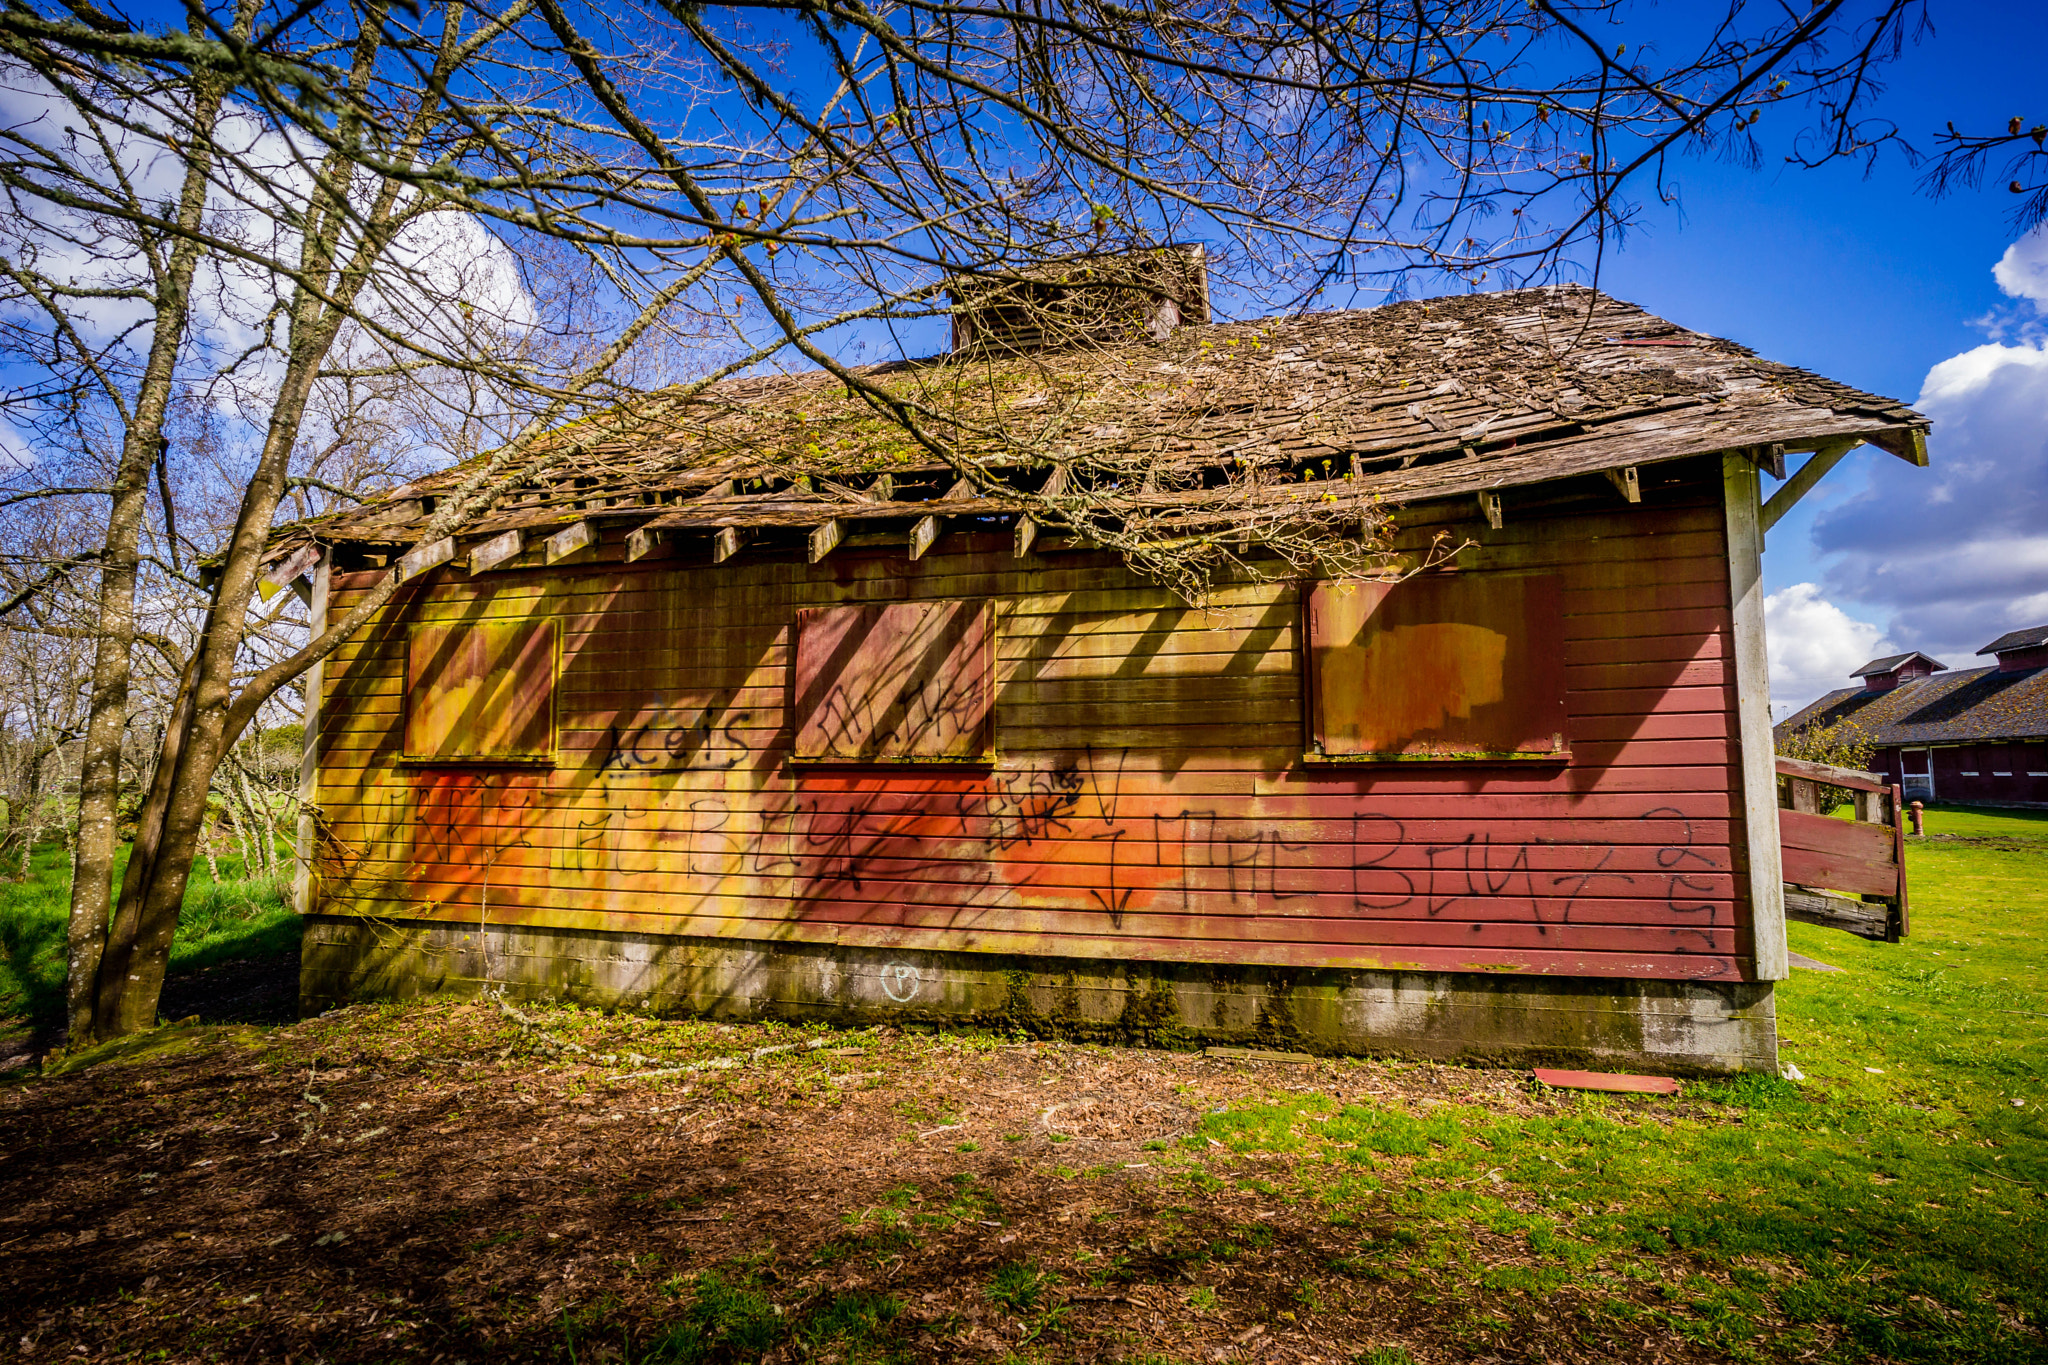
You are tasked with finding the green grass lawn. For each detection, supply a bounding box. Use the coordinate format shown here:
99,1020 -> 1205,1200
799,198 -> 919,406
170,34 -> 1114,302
0,843 -> 299,1029
1183,802 -> 2048,1361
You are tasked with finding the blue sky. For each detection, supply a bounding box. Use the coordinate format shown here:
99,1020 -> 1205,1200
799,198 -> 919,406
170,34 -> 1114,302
1576,3 -> 2048,715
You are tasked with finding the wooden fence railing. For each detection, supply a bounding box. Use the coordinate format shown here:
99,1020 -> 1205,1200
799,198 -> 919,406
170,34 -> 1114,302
1776,755 -> 1909,942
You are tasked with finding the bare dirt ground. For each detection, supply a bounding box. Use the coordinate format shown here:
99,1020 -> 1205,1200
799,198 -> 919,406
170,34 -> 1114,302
0,1002 -> 1738,1365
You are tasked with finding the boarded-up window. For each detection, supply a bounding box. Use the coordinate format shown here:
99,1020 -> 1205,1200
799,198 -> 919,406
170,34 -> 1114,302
1305,574 -> 1568,761
405,620 -> 558,762
792,600 -> 994,762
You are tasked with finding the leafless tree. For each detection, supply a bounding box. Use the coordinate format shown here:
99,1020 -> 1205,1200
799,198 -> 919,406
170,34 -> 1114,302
0,622 -> 88,878
0,0 -> 1950,1041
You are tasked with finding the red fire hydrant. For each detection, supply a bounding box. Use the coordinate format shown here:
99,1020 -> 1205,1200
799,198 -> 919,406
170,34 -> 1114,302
1908,800 -> 1924,836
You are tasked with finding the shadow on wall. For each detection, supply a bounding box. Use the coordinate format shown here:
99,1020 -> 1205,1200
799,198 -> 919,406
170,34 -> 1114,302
313,498 -> 1735,980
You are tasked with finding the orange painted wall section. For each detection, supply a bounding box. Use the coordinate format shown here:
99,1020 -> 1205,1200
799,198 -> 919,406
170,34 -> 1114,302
311,485 -> 1753,982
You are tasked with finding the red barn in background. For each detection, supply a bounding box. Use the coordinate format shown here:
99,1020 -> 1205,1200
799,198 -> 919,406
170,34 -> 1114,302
263,273 -> 1931,1075
1777,627 -> 2048,808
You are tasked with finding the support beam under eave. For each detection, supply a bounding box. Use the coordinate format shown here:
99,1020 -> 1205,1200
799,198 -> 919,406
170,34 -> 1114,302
396,535 -> 457,583
1603,466 -> 1641,504
809,519 -> 843,562
544,520 -> 595,565
257,542 -> 321,600
1760,440 -> 1859,535
1477,490 -> 1503,530
713,526 -> 744,563
1013,515 -> 1039,558
1868,426 -> 1929,466
909,514 -> 941,560
468,529 -> 524,573
625,526 -> 664,562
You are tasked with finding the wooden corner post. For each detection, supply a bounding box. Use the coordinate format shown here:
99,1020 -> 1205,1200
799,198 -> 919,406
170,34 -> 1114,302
293,547 -> 332,919
1723,454 -> 1789,981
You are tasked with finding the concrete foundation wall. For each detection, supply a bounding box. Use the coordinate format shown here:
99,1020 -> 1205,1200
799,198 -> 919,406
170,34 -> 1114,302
301,915 -> 1778,1075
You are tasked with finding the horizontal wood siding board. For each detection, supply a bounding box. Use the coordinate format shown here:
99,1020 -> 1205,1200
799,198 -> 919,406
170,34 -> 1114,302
314,493 -> 1748,981
328,573 -> 1735,640
334,574 -> 1732,637
325,895 -> 1736,955
1779,846 -> 1899,898
1564,659 -> 1725,691
327,620 -> 1725,674
320,865 -> 1736,938
319,714 -> 1740,762
316,752 -> 1737,799
1778,808 -> 1897,861
1565,686 -> 1732,716
327,860 -> 1735,922
323,630 -> 1728,695
321,823 -> 1733,878
1568,632 -> 1727,666
316,781 -> 1739,823
1562,607 -> 1734,641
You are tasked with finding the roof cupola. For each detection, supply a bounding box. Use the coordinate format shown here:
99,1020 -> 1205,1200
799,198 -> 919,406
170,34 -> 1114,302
1851,651 -> 1945,692
1977,625 -> 2048,674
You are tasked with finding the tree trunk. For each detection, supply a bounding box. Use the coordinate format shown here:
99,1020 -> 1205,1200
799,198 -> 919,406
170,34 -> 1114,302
202,809 -> 221,887
225,770 -> 255,878
95,649 -> 203,1034
18,744 -> 50,882
245,759 -> 279,878
62,134 -> 223,1047
93,286 -> 349,1034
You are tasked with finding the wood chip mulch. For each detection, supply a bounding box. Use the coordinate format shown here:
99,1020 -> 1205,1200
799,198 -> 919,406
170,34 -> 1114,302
0,1001 -> 1742,1364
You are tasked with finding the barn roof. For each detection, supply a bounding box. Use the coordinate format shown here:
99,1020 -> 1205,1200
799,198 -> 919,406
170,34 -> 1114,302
276,283 -> 1927,562
1775,665 -> 2048,747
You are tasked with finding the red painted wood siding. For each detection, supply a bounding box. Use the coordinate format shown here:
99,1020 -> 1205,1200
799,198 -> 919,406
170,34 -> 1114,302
312,481 -> 1753,981
1922,741 -> 2048,805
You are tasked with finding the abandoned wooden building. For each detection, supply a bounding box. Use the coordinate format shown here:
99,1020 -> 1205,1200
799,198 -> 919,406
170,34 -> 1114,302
1776,627 -> 2048,807
271,275 -> 1931,1074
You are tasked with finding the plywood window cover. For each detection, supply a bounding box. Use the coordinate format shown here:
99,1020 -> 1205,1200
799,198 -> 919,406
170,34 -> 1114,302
404,619 -> 560,764
791,599 -> 995,764
1304,571 -> 1570,763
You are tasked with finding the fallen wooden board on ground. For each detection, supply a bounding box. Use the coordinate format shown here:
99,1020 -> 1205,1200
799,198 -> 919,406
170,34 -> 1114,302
1531,1068 -> 1682,1094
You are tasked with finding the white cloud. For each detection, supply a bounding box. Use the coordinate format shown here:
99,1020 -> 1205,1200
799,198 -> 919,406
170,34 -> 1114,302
1992,226 -> 2048,311
1765,582 -> 1887,717
0,58 -> 541,491
1811,317 -> 2048,669
0,423 -> 36,474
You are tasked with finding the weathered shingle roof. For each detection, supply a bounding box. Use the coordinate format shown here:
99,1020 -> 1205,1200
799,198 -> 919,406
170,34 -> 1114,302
1776,665 -> 2048,747
1979,624 -> 2048,656
1852,652 -> 1947,677
282,283 -> 1927,556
